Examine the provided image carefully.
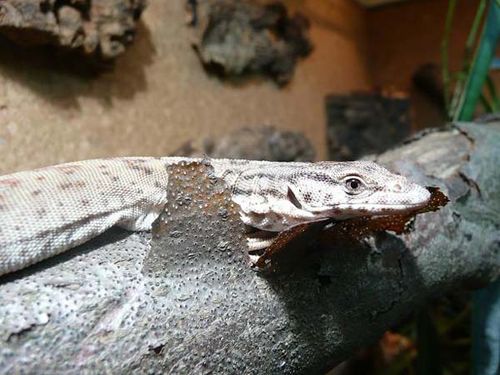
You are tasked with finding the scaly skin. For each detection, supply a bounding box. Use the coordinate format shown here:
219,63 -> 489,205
0,157 -> 430,276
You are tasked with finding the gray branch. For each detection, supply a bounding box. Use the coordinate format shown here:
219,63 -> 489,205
1,122 -> 499,374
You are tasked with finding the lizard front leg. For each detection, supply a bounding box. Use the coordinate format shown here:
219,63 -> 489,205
245,223 -> 324,270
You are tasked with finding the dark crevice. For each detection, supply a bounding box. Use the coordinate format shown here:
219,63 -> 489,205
316,274 -> 332,287
149,344 -> 165,355
455,125 -> 476,148
458,172 -> 482,198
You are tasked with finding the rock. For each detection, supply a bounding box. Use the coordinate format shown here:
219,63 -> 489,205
0,0 -> 147,61
326,92 -> 411,160
173,125 -> 316,162
191,0 -> 312,85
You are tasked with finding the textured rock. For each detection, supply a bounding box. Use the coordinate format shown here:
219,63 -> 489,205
191,0 -> 312,85
0,122 -> 499,373
326,92 -> 411,161
174,125 -> 316,162
0,0 -> 147,61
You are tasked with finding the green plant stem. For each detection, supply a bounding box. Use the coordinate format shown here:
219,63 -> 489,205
449,0 -> 487,119
480,93 -> 494,112
441,0 -> 458,117
455,1 -> 500,120
485,75 -> 499,111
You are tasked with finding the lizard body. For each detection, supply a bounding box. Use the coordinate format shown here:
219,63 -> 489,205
0,157 -> 430,276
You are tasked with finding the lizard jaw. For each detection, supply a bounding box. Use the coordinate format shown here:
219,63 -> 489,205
326,187 -> 432,219
317,183 -> 432,219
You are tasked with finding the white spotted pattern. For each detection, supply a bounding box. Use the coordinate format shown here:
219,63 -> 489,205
0,157 -> 430,276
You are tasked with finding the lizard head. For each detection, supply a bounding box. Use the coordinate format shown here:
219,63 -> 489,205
233,161 -> 431,232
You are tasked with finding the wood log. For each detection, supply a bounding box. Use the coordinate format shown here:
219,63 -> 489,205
0,122 -> 498,374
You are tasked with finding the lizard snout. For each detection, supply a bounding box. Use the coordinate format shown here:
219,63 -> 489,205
407,183 -> 431,205
386,178 -> 431,206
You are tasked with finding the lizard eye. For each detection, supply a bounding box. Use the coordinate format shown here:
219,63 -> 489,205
344,177 -> 365,195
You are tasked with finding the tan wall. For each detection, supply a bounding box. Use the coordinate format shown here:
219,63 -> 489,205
367,0 -> 478,90
0,0 -> 371,174
366,0 -> 491,129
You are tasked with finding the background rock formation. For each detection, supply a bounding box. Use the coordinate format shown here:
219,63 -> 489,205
0,0 -> 147,61
191,0 -> 313,85
174,125 -> 316,162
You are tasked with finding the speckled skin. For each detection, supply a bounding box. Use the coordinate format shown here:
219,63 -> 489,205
0,157 -> 430,276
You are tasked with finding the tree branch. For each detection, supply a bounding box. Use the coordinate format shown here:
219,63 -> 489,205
1,122 -> 499,374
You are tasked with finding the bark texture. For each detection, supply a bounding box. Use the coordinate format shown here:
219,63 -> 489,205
191,0 -> 312,85
0,0 -> 147,60
0,122 -> 499,374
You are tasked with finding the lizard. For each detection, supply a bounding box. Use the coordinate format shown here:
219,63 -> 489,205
0,157 -> 431,276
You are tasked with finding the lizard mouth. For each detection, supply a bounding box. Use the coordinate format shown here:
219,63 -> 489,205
323,200 -> 430,219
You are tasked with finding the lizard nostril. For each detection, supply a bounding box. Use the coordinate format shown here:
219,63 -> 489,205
393,183 -> 402,192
